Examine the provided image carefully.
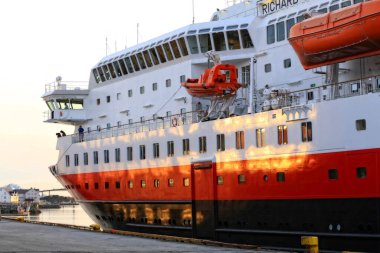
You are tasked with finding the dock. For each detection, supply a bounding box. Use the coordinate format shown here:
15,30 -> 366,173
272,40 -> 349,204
0,219 -> 284,252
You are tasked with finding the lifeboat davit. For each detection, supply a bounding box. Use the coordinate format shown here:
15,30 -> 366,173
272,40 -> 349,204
289,0 -> 380,70
181,64 -> 241,97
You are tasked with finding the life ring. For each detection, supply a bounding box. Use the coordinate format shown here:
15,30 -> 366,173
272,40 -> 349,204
171,117 -> 178,127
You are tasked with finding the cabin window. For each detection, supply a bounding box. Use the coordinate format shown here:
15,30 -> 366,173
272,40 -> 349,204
238,174 -> 246,184
213,32 -> 227,51
154,179 -> 160,188
93,151 -> 98,164
153,143 -> 160,158
341,1 -> 351,8
186,35 -> 199,54
74,154 -> 79,166
124,57 -> 135,73
128,89 -> 133,97
235,131 -> 245,149
286,18 -> 295,38
199,136 -> 207,153
277,125 -> 288,145
97,67 -> 106,82
127,147 -> 133,161
351,83 -> 360,93
115,148 -> 121,162
140,86 -> 145,94
93,69 -> 100,83
94,182 -> 99,190
83,152 -> 88,165
177,37 -> 189,56
167,141 -> 174,157
118,59 -> 128,75
267,24 -> 275,44
356,119 -> 366,131
106,123 -> 111,130
277,172 -> 285,182
180,75 -> 186,83
296,15 -> 305,22
217,176 -> 224,185
183,178 -> 190,187
140,145 -> 146,160
170,40 -> 181,58
130,55 -> 140,71
356,167 -> 367,179
65,155 -> 70,167
128,180 -> 133,189
141,180 -> 146,188
151,82 -> 157,91
183,138 -> 190,155
328,169 -> 338,180
105,182 -> 109,189
329,4 -> 339,11
216,134 -> 225,152
85,183 -> 89,190
284,58 -> 291,68
301,122 -> 313,142
149,48 -> 160,65
107,63 -> 116,78
166,79 -> 171,87
256,128 -> 265,148
163,43 -> 174,61
155,45 -> 167,63
102,65 -> 111,80
265,63 -> 272,73
116,93 -> 121,100
227,30 -> 241,50
240,29 -> 253,48
319,8 -> 328,13
142,50 -> 153,67
353,0 -> 363,4
307,91 -> 314,101
136,53 -> 146,69
276,21 -> 285,42
115,181 -> 120,189
168,178 -> 174,187
199,34 -> 212,53
106,96 -> 111,103
104,150 -> 109,163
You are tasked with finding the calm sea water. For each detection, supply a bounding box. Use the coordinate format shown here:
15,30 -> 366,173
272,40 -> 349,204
26,205 -> 94,227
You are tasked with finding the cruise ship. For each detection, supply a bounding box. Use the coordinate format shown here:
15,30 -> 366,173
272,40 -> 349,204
42,0 -> 380,251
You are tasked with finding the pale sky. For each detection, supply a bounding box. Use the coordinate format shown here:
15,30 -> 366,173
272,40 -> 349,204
0,0 -> 228,190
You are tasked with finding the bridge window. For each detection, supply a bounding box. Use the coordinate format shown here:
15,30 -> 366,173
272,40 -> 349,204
140,145 -> 146,160
155,45 -> 167,63
267,25 -> 275,44
107,63 -> 116,78
216,134 -> 225,152
286,18 -> 295,38
93,69 -> 100,83
124,57 -> 134,73
104,150 -> 109,163
127,147 -> 133,161
97,67 -> 106,82
227,30 -> 241,50
199,136 -> 207,153
70,99 -> 83,110
149,48 -> 160,65
213,32 -> 227,51
102,65 -> 111,80
199,34 -> 212,53
235,131 -> 245,149
177,37 -> 189,56
115,148 -> 121,162
93,151 -> 98,164
130,55 -> 140,71
301,122 -> 313,142
83,152 -> 88,165
240,29 -> 253,48
183,138 -> 190,155
167,141 -> 174,157
256,128 -> 265,147
112,61 -> 122,77
74,154 -> 79,166
168,178 -> 174,187
65,155 -> 70,167
118,59 -> 128,75
163,43 -> 174,61
277,125 -> 288,145
143,50 -> 153,67
187,35 -> 199,54
153,143 -> 160,158
170,40 -> 181,58
136,53 -> 146,69
276,21 -> 285,42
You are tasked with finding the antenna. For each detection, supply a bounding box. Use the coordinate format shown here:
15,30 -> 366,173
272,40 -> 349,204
192,0 -> 195,24
115,41 -> 117,52
137,23 -> 139,44
106,37 -> 108,56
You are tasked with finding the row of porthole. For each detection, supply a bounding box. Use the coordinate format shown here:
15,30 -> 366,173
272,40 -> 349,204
95,215 -> 192,226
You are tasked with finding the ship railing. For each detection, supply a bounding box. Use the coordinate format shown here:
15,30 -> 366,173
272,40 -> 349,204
70,111 -> 199,144
44,80 -> 88,93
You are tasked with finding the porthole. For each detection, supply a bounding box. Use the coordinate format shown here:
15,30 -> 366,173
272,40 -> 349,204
263,175 -> 269,182
337,224 -> 341,231
329,224 -> 333,231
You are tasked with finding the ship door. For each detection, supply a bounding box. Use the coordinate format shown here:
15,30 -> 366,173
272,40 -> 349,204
191,159 -> 216,239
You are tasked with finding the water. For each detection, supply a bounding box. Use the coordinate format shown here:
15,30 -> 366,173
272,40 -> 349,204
27,205 -> 94,227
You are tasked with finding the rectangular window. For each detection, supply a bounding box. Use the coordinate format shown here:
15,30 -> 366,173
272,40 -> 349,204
341,1 -> 351,8
307,91 -> 314,101
163,43 -> 174,61
106,123 -> 111,130
142,50 -> 153,67
94,182 -> 99,190
127,147 -> 133,161
240,29 -> 253,48
115,181 -> 121,189
124,57 -> 134,73
154,179 -> 160,188
85,183 -> 89,190
277,172 -> 285,182
265,63 -> 272,73
74,154 -> 79,166
106,96 -> 111,103
141,180 -> 146,188
140,86 -> 145,94
128,180 -> 133,189
168,178 -> 174,187
183,178 -> 190,187
93,151 -> 98,164
356,119 -> 366,131
166,79 -> 171,87
139,145 -> 146,160
183,138 -> 190,155
356,167 -> 367,179
104,150 -> 110,163
212,32 -> 227,51
277,125 -> 288,145
170,40 -> 181,58
217,175 -> 224,185
116,93 -> 121,100
118,59 -> 128,75
238,174 -> 246,184
128,89 -> 133,97
199,136 -> 207,153
105,182 -> 109,189
286,18 -> 295,38
130,54 -> 140,71
177,37 -> 189,56
83,152 -> 88,165
235,131 -> 245,149
256,128 -> 265,147
167,141 -> 174,157
152,82 -> 157,91
301,122 -> 313,142
199,34 -> 212,53
276,21 -> 285,42
284,58 -> 291,68
180,75 -> 186,83
115,148 -> 121,162
216,134 -> 225,151
267,24 -> 275,44
329,4 -> 339,11
328,169 -> 338,180
226,30 -> 241,50
153,143 -> 160,158
96,98 -> 100,105
117,121 -> 122,128
155,45 -> 167,63
149,48 -> 159,65
187,35 -> 199,54
65,155 -> 70,167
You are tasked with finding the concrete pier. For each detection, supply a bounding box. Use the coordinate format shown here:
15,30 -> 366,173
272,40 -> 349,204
0,220 -> 283,252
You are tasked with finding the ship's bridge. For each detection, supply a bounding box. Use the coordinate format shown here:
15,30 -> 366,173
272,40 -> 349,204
42,77 -> 89,125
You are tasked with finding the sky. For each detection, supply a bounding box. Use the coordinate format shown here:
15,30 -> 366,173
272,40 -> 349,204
0,0 -> 229,190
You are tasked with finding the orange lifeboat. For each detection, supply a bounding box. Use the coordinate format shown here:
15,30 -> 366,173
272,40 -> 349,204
181,64 -> 241,97
289,0 -> 380,70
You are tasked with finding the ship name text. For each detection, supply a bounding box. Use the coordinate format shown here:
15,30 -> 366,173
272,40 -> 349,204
260,0 -> 299,15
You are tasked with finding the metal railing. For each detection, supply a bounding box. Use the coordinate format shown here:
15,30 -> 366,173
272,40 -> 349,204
44,81 -> 88,93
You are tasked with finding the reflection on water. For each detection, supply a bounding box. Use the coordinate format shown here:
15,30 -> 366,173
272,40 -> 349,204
27,205 -> 94,227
